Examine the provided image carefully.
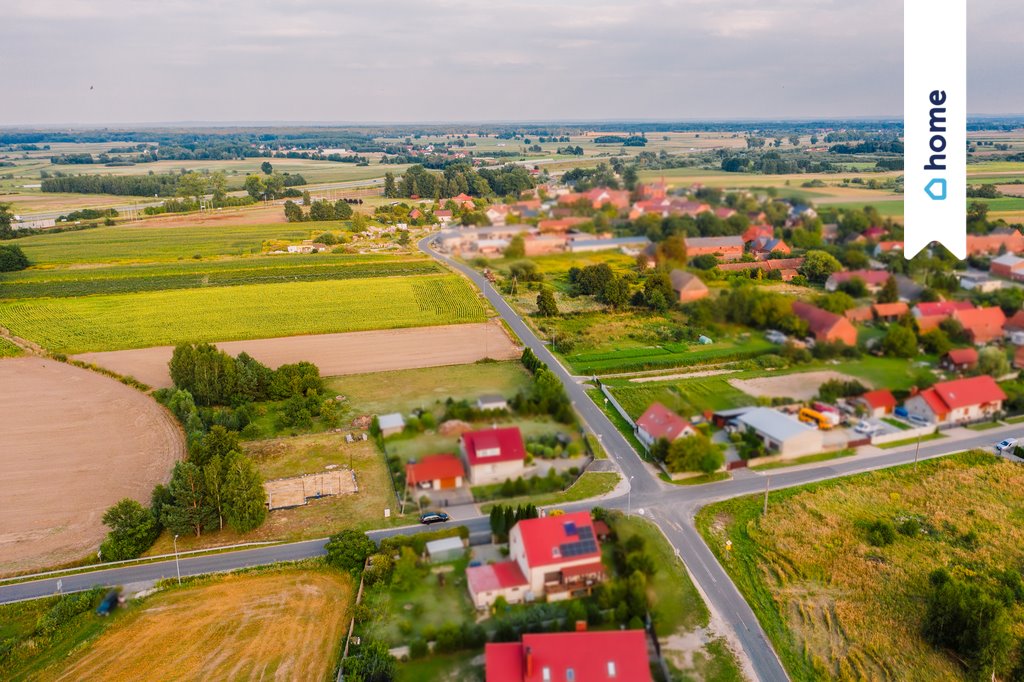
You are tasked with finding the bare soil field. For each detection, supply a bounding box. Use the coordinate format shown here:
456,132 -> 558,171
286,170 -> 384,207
0,358 -> 184,576
135,202 -> 287,228
74,319 -> 520,388
43,570 -> 351,681
265,469 -> 357,510
729,370 -> 863,401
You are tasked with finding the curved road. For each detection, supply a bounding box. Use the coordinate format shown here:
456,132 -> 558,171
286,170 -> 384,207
3,235 -> 1018,680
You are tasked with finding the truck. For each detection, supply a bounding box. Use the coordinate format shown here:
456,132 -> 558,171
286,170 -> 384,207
798,407 -> 840,430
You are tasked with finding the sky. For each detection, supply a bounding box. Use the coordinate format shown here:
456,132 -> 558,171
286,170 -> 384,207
1,0 -> 1020,126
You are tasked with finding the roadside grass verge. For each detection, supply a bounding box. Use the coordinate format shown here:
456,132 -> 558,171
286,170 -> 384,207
749,448 -> 855,471
874,432 -> 945,449
478,471 -> 619,513
659,471 -> 732,485
966,420 -> 1003,431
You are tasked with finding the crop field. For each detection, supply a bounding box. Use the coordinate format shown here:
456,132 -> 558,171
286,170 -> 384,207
0,337 -> 22,357
36,569 -> 351,682
607,373 -> 754,419
565,337 -> 775,375
0,274 -> 487,354
12,222 -> 342,266
697,451 -> 1024,682
0,254 -> 441,299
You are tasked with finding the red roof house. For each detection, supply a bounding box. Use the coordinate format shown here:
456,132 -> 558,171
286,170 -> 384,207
953,306 -> 1007,345
1004,310 -> 1024,334
857,389 -> 897,417
635,402 -> 695,447
461,427 -> 526,484
792,301 -> 858,346
468,511 -> 606,608
825,270 -> 892,293
905,375 -> 1006,424
913,301 -> 976,317
1014,346 -> 1024,370
485,630 -> 653,682
872,302 -> 909,321
406,454 -> 466,491
941,348 -> 979,372
967,230 -> 1024,256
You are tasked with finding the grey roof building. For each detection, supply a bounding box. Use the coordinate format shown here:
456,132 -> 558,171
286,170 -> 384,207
735,408 -> 823,458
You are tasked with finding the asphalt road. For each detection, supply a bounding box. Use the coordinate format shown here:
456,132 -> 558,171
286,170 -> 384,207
4,235 -> 1019,681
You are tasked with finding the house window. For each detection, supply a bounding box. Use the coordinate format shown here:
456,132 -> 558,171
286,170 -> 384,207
607,661 -> 617,677
566,669 -> 575,681
542,667 -> 552,682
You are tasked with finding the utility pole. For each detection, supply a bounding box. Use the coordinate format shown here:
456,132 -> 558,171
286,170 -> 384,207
914,430 -> 923,470
763,477 -> 770,517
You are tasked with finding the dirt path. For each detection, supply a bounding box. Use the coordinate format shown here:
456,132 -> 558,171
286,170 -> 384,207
73,319 -> 520,388
45,571 -> 351,681
0,357 -> 185,576
630,368 -> 739,384
729,370 -> 864,401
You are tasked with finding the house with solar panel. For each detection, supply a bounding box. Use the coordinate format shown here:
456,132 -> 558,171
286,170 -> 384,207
466,511 -> 606,609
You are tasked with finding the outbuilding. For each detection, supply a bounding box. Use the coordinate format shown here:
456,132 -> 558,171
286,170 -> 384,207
734,408 -> 824,458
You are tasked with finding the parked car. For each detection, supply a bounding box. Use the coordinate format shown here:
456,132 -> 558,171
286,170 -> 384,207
996,438 -> 1018,453
419,511 -> 450,525
894,406 -> 909,418
907,414 -> 929,427
765,330 -> 787,344
854,421 -> 878,436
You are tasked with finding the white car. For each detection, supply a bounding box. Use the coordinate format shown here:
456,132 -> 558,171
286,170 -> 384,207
854,422 -> 878,436
996,438 -> 1018,453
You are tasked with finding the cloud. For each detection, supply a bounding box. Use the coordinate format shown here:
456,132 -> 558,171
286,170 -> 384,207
0,0 -> 1019,124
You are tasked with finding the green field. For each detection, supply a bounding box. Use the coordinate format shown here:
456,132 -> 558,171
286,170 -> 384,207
821,200 -> 905,216
0,254 -> 440,299
0,274 -> 486,353
13,222 -> 338,265
696,451 -> 1024,682
565,337 -> 775,375
0,337 -> 22,357
606,373 -> 754,419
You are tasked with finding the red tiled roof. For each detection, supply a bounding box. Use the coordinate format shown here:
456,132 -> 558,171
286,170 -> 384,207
860,389 -> 896,411
515,511 -> 601,568
925,375 -> 1007,412
945,348 -> 979,365
792,301 -> 857,345
636,403 -> 693,441
1006,310 -> 1024,332
914,301 -> 975,317
876,240 -> 904,252
953,306 -> 1007,342
467,561 -> 528,594
463,427 -> 526,467
872,302 -> 909,318
560,562 -> 606,579
917,388 -> 950,416
829,270 -> 892,286
485,630 -> 653,682
915,314 -> 946,333
406,454 -> 465,484
845,306 -> 873,323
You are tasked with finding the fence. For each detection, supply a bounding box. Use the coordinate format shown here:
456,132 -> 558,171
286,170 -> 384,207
599,384 -> 637,431
870,424 -> 936,446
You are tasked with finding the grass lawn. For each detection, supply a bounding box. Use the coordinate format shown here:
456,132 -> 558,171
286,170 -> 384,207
696,450 -> 1024,682
1006,414 -> 1024,425
0,274 -> 486,354
604,373 -> 755,420
967,420 -> 1003,431
612,516 -> 745,679
660,471 -> 732,485
749,448 -> 855,471
397,652 -> 483,682
327,361 -> 530,416
834,356 -> 932,391
478,471 -> 620,513
875,432 -> 945,449
385,418 -> 578,465
585,387 -> 650,458
882,417 -> 910,431
145,435 -> 408,557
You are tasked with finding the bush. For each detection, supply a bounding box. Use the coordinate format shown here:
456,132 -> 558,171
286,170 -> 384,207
865,519 -> 896,547
99,498 -> 160,561
325,529 -> 375,576
408,638 -> 428,660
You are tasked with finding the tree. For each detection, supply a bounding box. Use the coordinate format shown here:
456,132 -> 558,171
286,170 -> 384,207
325,529 -> 376,576
800,250 -> 843,284
176,172 -> 207,202
643,271 -> 675,310
161,461 -> 216,537
283,200 -> 304,222
975,346 -> 1010,378
192,425 -> 240,468
881,324 -> 918,358
222,452 -> 267,533
600,276 -> 631,309
391,546 -> 419,591
383,172 -> 397,198
260,161 -> 274,175
243,174 -> 266,200
919,329 -> 952,356
536,288 -> 559,316
99,498 -> 159,560
877,275 -> 899,304
209,171 -> 228,203
204,454 -> 228,531
505,234 -> 526,259
664,434 -> 723,474
816,291 -> 856,314
656,235 -> 687,264
334,200 -> 354,220
0,202 -> 13,239
0,244 -> 30,272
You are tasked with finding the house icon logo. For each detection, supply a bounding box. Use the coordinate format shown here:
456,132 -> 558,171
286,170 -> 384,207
925,178 -> 947,201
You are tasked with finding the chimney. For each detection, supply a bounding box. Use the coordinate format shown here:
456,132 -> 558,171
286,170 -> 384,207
525,646 -> 533,677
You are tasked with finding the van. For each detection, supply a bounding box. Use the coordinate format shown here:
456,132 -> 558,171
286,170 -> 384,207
798,407 -> 836,430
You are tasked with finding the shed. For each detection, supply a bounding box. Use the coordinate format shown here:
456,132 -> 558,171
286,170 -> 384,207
476,394 -> 509,412
377,412 -> 405,437
426,536 -> 466,563
735,408 -> 823,458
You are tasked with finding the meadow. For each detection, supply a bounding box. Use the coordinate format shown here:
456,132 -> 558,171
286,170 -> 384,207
0,253 -> 440,299
0,274 -> 487,353
696,451 -> 1024,682
12,221 -> 333,265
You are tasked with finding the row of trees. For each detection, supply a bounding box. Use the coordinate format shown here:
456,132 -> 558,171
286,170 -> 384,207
384,163 -> 535,200
41,172 -> 180,197
513,349 -> 575,423
283,198 -> 353,222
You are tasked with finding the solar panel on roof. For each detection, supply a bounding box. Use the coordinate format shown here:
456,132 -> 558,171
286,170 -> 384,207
577,527 -> 593,540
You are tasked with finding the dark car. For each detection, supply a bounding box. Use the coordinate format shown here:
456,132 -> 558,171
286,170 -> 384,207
419,511 -> 450,525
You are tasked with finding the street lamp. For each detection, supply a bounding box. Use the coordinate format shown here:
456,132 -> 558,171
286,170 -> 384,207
627,475 -> 635,515
173,534 -> 181,586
